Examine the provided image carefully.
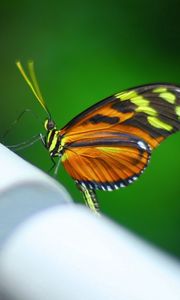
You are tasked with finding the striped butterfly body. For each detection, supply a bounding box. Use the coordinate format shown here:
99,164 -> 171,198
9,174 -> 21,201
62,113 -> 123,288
16,62 -> 180,214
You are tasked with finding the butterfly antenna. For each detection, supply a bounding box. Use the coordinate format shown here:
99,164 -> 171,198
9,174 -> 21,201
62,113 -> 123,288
16,61 -> 51,119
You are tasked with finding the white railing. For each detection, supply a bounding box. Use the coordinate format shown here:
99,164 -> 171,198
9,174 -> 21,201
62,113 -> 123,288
0,144 -> 179,300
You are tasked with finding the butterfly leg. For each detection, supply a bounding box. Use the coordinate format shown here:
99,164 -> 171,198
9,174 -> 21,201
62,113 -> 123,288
5,134 -> 42,151
53,156 -> 61,177
2,109 -> 41,141
76,183 -> 100,215
48,156 -> 56,173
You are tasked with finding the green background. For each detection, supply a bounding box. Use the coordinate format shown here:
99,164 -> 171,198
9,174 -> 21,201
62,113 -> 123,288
0,1 -> 180,257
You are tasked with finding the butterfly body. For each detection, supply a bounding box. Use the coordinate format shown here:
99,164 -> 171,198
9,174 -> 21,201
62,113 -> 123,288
15,62 -> 180,214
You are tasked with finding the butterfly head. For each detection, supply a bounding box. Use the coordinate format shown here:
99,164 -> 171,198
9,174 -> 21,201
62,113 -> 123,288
44,118 -> 56,131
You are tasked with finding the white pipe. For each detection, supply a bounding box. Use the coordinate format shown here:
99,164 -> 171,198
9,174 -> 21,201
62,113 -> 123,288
0,144 -> 72,247
0,144 -> 179,300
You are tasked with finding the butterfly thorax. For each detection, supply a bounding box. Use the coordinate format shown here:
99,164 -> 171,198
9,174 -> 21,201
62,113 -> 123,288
44,119 -> 64,157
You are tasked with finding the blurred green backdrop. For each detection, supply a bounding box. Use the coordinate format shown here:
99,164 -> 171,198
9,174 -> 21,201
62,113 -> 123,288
0,1 -> 180,257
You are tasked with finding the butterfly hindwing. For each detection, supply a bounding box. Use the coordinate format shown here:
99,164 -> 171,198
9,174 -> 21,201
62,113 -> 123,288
62,132 -> 151,190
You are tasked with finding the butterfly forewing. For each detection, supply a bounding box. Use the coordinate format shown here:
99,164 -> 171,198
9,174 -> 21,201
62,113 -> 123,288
61,83 -> 180,143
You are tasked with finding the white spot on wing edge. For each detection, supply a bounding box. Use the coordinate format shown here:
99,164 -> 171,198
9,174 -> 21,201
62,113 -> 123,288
137,140 -> 147,150
101,185 -> 106,191
120,183 -> 125,188
107,186 -> 112,191
114,184 -> 119,190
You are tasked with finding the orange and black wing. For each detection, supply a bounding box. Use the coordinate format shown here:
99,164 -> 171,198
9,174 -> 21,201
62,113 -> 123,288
62,133 -> 151,190
60,83 -> 180,190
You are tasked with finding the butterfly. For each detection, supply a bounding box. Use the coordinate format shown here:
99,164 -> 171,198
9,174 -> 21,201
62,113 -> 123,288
16,62 -> 180,214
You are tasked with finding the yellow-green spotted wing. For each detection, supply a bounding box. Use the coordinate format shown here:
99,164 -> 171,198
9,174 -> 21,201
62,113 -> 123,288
61,83 -> 180,193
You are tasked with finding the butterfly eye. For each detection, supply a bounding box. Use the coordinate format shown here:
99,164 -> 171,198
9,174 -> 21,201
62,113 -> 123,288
44,119 -> 55,131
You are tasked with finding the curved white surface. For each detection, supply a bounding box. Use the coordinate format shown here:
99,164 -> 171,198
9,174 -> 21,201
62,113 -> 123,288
0,206 -> 180,300
0,144 -> 72,246
0,144 -> 179,300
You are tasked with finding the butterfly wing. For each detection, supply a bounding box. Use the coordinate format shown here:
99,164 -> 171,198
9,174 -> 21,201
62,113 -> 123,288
61,83 -> 180,146
62,132 -> 151,190
60,83 -> 180,190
